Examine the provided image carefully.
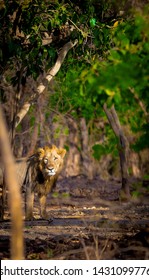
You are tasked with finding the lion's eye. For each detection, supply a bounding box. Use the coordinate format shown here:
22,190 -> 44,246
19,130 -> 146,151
54,156 -> 58,161
44,158 -> 48,164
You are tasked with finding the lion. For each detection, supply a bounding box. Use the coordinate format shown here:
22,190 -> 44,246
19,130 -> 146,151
0,145 -> 66,220
25,145 -> 66,220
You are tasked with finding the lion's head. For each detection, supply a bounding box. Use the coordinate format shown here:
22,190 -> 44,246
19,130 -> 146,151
35,145 -> 66,178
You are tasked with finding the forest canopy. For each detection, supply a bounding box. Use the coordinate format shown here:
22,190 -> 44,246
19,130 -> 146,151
0,0 -> 149,179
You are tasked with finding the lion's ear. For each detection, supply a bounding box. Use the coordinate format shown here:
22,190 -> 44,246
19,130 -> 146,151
58,148 -> 66,158
52,144 -> 57,149
36,147 -> 45,160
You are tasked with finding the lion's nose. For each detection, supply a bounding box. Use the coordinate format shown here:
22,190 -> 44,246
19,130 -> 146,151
46,167 -> 56,176
48,167 -> 54,171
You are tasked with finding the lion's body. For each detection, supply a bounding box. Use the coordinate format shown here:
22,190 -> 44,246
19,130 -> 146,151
0,145 -> 66,220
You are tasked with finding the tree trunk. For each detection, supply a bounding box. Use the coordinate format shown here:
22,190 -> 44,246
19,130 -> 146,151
130,151 -> 141,178
0,106 -> 24,259
66,117 -> 80,176
79,117 -> 93,179
27,115 -> 39,156
48,112 -> 55,144
103,103 -> 131,199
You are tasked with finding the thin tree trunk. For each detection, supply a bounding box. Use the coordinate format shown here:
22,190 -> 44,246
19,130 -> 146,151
103,103 -> 131,199
79,117 -> 93,179
0,106 -> 24,259
10,66 -> 25,148
130,151 -> 141,178
27,115 -> 39,156
48,112 -> 54,144
66,117 -> 80,176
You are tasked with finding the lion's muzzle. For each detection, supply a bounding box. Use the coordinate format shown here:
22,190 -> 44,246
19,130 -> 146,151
45,167 -> 56,176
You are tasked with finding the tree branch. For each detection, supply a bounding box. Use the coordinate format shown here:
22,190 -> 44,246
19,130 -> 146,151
14,39 -> 78,128
14,102 -> 31,129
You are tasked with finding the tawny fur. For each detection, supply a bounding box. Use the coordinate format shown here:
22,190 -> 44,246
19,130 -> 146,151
25,145 -> 66,220
0,145 -> 66,220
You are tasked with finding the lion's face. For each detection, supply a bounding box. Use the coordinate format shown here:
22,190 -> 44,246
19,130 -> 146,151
36,145 -> 66,178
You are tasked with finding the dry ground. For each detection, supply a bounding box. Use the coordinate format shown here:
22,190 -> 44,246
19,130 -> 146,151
0,175 -> 149,259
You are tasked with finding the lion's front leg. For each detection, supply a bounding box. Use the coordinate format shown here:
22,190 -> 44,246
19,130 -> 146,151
39,194 -> 48,219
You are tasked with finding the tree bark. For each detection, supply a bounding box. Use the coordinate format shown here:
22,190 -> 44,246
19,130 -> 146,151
79,117 -> 93,179
66,117 -> 80,176
27,115 -> 39,156
0,106 -> 24,259
103,103 -> 131,199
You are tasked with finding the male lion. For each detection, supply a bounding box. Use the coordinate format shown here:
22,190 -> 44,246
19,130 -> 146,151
25,145 -> 66,220
0,145 -> 66,220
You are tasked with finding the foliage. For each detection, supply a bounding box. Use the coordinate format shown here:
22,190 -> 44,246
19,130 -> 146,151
0,0 -> 113,77
51,6 -> 149,153
0,0 -> 149,164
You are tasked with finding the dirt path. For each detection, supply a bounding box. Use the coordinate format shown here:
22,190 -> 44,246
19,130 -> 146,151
0,176 -> 149,259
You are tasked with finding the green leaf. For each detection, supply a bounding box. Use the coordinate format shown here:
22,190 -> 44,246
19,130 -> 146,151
105,89 -> 115,96
92,144 -> 105,160
90,18 -> 96,27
